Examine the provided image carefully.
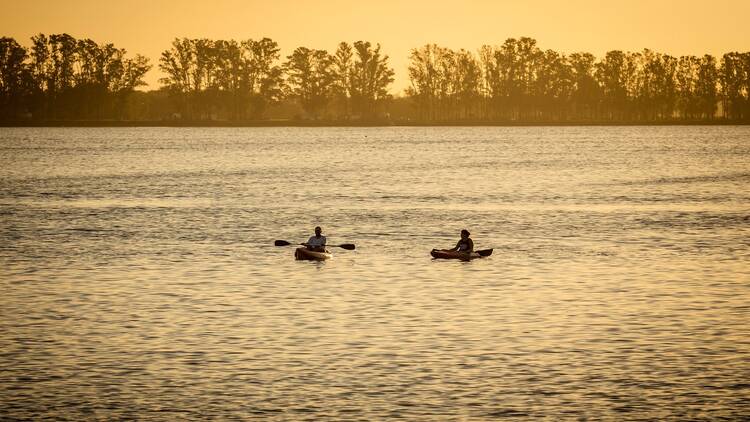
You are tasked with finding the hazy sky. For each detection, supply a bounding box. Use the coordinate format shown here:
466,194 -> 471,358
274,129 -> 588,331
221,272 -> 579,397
3,0 -> 749,92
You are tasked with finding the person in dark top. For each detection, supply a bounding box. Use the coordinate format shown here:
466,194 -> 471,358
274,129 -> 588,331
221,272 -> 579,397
448,229 -> 474,254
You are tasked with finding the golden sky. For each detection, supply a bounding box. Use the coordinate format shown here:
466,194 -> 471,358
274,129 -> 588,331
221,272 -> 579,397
3,0 -> 749,92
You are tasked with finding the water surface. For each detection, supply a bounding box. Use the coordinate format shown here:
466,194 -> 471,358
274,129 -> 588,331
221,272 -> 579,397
1,126 -> 749,420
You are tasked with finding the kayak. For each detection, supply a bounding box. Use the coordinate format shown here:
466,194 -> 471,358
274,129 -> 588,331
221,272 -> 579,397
430,248 -> 493,260
295,247 -> 333,261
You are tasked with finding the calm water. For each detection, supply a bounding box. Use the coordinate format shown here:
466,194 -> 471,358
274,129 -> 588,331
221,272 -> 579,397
1,126 -> 749,420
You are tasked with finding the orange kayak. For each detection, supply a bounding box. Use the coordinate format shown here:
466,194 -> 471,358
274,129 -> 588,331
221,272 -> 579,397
295,247 -> 333,261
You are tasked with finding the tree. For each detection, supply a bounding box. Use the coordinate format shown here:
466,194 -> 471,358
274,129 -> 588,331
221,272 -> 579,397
0,37 -> 30,119
595,50 -> 640,120
477,45 -> 496,119
407,44 -> 445,120
634,49 -> 677,120
452,49 -> 482,119
676,55 -> 700,119
349,41 -> 394,118
331,42 -> 353,118
284,46 -> 334,118
213,39 -> 245,119
159,38 -> 197,118
478,38 -> 530,120
695,55 -> 718,119
243,38 -> 284,119
720,52 -> 750,120
569,52 -> 599,120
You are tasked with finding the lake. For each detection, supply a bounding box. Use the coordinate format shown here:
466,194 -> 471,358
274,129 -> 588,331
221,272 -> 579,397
1,126 -> 749,420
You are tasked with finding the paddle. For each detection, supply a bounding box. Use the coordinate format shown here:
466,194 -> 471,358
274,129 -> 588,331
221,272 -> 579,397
274,240 -> 356,250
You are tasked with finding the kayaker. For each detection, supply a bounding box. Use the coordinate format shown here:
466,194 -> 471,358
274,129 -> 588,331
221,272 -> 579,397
446,229 -> 473,254
304,226 -> 327,252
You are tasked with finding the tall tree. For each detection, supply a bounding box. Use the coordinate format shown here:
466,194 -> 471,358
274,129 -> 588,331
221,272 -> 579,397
331,42 -> 353,118
675,55 -> 700,119
0,37 -> 30,119
349,41 -> 394,118
635,49 -> 677,120
28,33 -> 74,118
407,44 -> 445,120
595,50 -> 640,120
695,55 -> 718,119
720,52 -> 750,120
284,46 -> 334,118
452,49 -> 482,119
243,38 -> 284,119
569,52 -> 599,120
159,38 -> 196,118
213,39 -> 245,119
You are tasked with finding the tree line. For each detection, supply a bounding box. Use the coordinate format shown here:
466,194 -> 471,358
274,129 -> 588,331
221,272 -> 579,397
1,34 -> 748,122
158,38 -> 393,120
407,37 -> 749,122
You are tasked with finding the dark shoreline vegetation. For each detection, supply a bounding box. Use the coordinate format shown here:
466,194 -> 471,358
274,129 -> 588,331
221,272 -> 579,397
1,34 -> 749,125
2,120 -> 748,128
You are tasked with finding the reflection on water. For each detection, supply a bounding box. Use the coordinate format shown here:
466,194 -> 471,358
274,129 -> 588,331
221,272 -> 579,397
1,126 -> 749,420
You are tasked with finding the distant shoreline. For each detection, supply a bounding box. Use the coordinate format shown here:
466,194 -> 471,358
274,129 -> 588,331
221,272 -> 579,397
2,120 -> 748,128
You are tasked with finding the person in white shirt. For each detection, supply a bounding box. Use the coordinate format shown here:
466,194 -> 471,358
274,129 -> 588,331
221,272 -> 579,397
304,226 -> 327,251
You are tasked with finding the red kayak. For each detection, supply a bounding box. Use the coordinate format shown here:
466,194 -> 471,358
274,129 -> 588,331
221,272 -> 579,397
430,248 -> 493,260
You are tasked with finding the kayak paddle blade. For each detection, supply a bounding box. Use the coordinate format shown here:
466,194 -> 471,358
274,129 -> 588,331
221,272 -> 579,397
274,240 -> 292,246
338,243 -> 356,250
